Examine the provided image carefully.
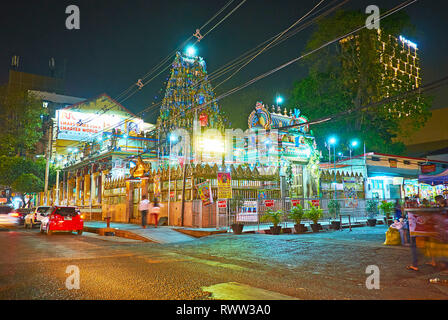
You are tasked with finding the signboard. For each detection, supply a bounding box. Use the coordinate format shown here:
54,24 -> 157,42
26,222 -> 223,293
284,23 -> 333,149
291,199 -> 301,207
197,181 -> 213,206
421,164 -> 436,174
218,200 -> 227,208
237,201 -> 258,222
264,200 -> 275,207
217,172 -> 232,199
389,159 -> 398,168
56,110 -> 143,141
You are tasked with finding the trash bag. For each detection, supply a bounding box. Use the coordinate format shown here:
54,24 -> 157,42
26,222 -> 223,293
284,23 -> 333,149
384,227 -> 402,245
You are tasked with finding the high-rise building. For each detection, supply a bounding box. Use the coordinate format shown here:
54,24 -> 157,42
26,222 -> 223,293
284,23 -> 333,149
340,29 -> 422,118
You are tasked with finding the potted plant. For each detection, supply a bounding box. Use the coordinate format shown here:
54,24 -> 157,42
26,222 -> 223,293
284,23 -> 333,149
378,200 -> 394,226
261,209 -> 284,235
231,222 -> 244,234
328,199 -> 341,230
306,201 -> 323,232
366,200 -> 378,227
289,205 -> 307,233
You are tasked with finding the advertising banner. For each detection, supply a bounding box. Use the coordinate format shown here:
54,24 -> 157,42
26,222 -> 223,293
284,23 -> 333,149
197,181 -> 213,206
56,110 -> 143,141
237,201 -> 258,222
217,172 -> 232,199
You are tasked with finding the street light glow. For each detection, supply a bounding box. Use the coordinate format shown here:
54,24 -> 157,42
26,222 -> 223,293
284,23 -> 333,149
328,136 -> 337,145
351,140 -> 359,148
185,46 -> 197,57
170,134 -> 178,142
276,96 -> 284,105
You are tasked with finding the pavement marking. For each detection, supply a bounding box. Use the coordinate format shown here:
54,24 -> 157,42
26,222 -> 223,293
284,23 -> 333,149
136,252 -> 248,271
202,282 -> 300,300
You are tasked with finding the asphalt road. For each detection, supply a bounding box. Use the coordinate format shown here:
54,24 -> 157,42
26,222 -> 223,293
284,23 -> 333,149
1,225 -> 448,300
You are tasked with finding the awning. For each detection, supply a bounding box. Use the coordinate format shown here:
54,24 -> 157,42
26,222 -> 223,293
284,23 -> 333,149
418,169 -> 448,185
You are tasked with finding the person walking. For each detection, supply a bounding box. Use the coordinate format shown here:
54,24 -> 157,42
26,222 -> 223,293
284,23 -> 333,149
139,195 -> 150,229
149,198 -> 163,228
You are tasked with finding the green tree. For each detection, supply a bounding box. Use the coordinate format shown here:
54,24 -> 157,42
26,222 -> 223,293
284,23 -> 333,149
0,156 -> 56,204
289,10 -> 431,157
0,85 -> 46,157
11,173 -> 44,207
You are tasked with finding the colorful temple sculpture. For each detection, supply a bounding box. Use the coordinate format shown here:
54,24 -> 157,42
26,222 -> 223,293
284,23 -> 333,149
246,102 -> 320,198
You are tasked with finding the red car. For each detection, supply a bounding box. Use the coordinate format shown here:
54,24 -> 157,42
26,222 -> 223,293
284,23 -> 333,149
40,206 -> 84,235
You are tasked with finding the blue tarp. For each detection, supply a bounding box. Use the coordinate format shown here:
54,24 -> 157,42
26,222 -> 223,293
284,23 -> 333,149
418,169 -> 448,185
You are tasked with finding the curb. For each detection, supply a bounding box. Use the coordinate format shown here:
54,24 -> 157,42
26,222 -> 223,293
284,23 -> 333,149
83,226 -> 152,242
174,228 -> 228,238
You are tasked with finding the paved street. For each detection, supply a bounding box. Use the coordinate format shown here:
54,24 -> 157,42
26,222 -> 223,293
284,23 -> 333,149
1,225 -> 448,300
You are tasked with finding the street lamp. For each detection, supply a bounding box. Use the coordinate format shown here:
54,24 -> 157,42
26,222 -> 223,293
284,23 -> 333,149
276,96 -> 284,106
349,139 -> 359,174
185,46 -> 197,57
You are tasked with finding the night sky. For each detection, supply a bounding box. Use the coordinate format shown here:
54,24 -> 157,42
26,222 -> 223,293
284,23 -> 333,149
1,0 -> 447,128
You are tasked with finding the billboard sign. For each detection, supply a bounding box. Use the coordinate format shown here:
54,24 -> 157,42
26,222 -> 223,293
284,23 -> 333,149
56,110 -> 143,141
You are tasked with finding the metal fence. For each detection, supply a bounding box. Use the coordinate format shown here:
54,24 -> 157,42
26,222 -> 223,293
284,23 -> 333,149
216,198 -> 394,230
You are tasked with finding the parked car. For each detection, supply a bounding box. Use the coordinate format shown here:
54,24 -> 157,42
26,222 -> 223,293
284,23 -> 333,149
0,205 -> 19,227
40,206 -> 84,235
24,206 -> 51,228
10,208 -> 32,225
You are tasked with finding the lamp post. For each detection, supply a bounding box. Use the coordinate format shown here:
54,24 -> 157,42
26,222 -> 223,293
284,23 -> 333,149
168,134 -> 177,226
349,140 -> 359,175
328,136 -> 337,200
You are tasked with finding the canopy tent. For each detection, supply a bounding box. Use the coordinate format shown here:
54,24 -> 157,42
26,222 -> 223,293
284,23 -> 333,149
419,169 -> 448,185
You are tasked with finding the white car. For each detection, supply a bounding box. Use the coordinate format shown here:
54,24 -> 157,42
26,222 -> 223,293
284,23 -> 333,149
24,206 -> 51,229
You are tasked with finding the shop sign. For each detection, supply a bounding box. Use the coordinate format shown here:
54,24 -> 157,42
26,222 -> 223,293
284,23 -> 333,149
421,164 -> 436,174
291,199 -> 301,207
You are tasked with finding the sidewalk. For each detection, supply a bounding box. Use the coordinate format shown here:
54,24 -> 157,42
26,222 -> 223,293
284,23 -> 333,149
84,222 -> 199,244
83,217 -> 377,243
